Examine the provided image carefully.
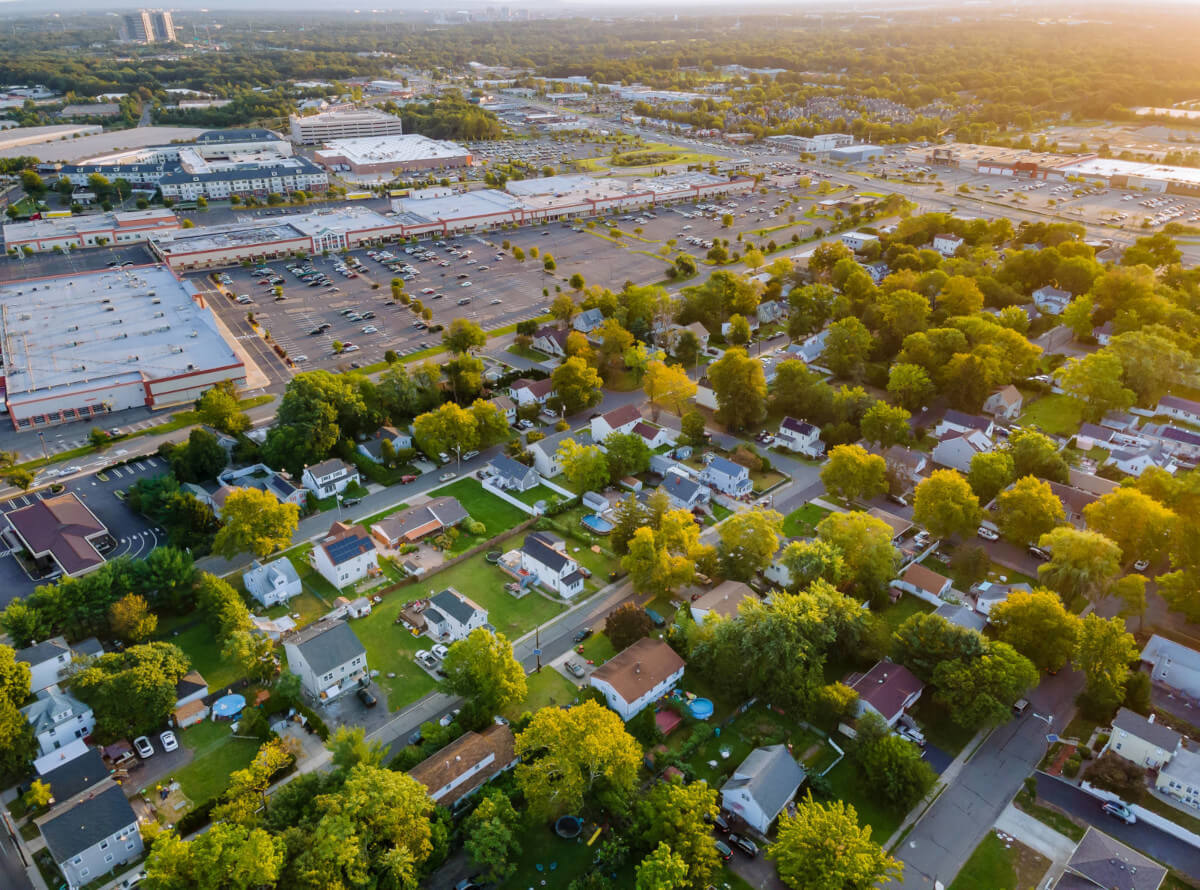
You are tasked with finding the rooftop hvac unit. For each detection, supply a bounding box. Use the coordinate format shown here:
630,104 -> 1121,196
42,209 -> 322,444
128,355 -> 138,363
171,346 -> 184,354
74,364 -> 86,372
115,333 -> 128,340
154,312 -> 164,318
105,306 -> 115,312
152,298 -> 161,304
189,330 -> 198,338
67,325 -> 78,332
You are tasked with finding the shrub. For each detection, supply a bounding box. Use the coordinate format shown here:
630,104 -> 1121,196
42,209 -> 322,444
1063,755 -> 1082,778
1084,750 -> 1145,802
527,431 -> 545,444
463,519 -> 486,536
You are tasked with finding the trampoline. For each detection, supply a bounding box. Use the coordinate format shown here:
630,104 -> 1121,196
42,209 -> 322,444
580,514 -> 614,535
689,697 -> 715,720
212,693 -> 246,720
555,815 -> 583,839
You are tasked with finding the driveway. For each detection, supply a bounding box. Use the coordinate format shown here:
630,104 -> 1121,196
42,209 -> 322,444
125,739 -> 193,794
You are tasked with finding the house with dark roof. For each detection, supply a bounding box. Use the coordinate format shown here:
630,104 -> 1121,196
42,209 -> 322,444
932,429 -> 994,473
23,689 -> 94,758
933,602 -> 987,633
408,724 -> 517,810
485,454 -> 540,492
589,638 -> 686,721
371,497 -> 469,550
882,445 -> 928,491
1157,394 -> 1200,426
4,493 -> 111,578
39,784 -> 142,890
518,534 -> 586,597
699,454 -> 752,497
844,661 -> 924,730
590,403 -> 642,441
934,410 -> 994,439
1055,827 -> 1165,890
1046,481 -> 1099,528
357,425 -> 413,464
39,748 -> 112,807
1033,285 -> 1072,315
933,233 -> 964,257
532,325 -> 570,358
720,744 -> 807,834
217,463 -> 306,507
631,420 -> 673,449
266,472 -> 307,507
423,588 -> 488,642
777,416 -> 823,456
660,469 -> 710,511
312,521 -> 378,589
301,458 -> 360,498
282,619 -> 367,702
17,637 -> 74,693
573,307 -> 605,334
1106,708 -> 1181,769
530,428 -> 593,478
510,377 -> 556,407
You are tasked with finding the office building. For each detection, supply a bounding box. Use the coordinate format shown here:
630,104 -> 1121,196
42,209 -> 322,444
289,107 -> 405,144
313,134 -> 472,175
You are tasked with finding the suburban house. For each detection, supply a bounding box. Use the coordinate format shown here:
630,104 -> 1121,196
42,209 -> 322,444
720,744 -> 807,834
757,300 -> 787,326
408,724 -> 517,810
1106,707 -> 1181,769
485,454 -> 541,492
863,260 -> 889,283
983,385 -> 1023,420
510,377 -> 556,407
841,230 -> 879,252
1056,828 -> 1165,890
312,522 -> 378,589
932,429 -> 994,473
631,421 -> 673,450
1142,634 -> 1200,700
491,394 -> 517,423
423,588 -> 489,643
530,428 -> 593,478
243,556 -> 302,607
892,563 -> 953,602
972,580 -> 1033,618
689,580 -> 756,624
590,403 -> 642,441
282,619 -> 368,703
882,445 -> 928,491
4,492 -> 111,579
532,325 -> 569,358
1105,442 -> 1172,477
1094,321 -> 1115,346
933,233 -> 964,257
23,689 -> 95,757
866,507 -> 913,542
660,469 -> 711,511
301,458 -> 360,499
357,425 -> 413,464
40,748 -> 112,808
776,416 -> 823,456
17,637 -> 75,694
1157,394 -> 1200,426
1157,747 -> 1200,810
216,464 -> 306,508
699,455 -> 753,497
934,410 -> 995,439
573,308 -> 605,334
518,533 -> 587,598
1032,285 -> 1072,315
1047,481 -> 1099,528
933,602 -> 987,633
844,661 -> 924,729
664,321 -> 710,354
40,784 -> 142,890
371,497 -> 469,550
785,328 -> 829,365
1145,424 -> 1200,463
589,637 -> 686,721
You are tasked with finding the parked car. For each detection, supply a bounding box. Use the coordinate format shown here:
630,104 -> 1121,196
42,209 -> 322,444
438,708 -> 461,727
1133,559 -> 1150,572
356,688 -> 378,708
133,736 -> 154,758
400,474 -> 418,484
158,730 -> 178,752
645,608 -> 666,628
977,526 -> 1000,542
729,834 -> 758,857
572,627 -> 592,643
1102,800 -> 1137,824
439,472 -> 457,481
416,651 -> 438,669
708,812 -> 731,835
1028,545 -> 1052,561
713,840 -> 734,862
431,644 -> 450,660
565,661 -> 586,678
896,725 -> 926,748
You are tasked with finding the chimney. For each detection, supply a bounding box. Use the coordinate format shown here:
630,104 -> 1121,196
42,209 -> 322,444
635,662 -> 641,674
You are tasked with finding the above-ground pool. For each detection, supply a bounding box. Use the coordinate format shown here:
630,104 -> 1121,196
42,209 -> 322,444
581,514 -> 614,535
689,697 -> 715,720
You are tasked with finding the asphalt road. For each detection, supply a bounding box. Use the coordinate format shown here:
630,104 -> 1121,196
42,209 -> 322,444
0,824 -> 33,890
1036,773 -> 1200,876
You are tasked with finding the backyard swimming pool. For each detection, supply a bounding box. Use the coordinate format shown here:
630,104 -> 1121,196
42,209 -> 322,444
580,514 -> 614,535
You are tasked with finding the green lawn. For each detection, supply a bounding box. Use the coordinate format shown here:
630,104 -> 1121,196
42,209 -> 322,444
513,484 -> 563,507
506,343 -> 550,362
438,478 -> 528,537
159,618 -> 241,690
168,720 -> 260,805
506,668 -> 582,719
879,594 -> 936,634
577,631 -> 617,665
1018,393 -> 1085,438
348,596 -> 441,711
782,503 -> 832,538
910,696 -> 978,757
263,589 -> 330,628
948,832 -> 1017,890
502,820 -> 633,889
824,758 -> 903,841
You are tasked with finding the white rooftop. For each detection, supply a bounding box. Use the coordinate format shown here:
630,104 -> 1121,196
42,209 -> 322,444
3,208 -> 177,243
317,134 -> 469,165
151,206 -> 396,255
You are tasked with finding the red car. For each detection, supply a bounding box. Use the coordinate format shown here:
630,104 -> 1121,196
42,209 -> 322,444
400,475 -> 418,484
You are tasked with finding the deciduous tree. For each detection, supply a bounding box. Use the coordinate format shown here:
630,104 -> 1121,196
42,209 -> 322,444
820,444 -> 887,503
632,780 -> 720,889
815,511 -> 898,605
550,356 -> 603,415
821,317 -> 874,380
932,641 -> 1039,728
779,539 -> 846,592
1056,352 -> 1135,422
213,488 -> 300,560
109,593 -> 157,643
886,363 -> 934,412
464,791 -> 522,884
996,475 -> 1065,545
1038,527 -> 1122,604
707,347 -> 767,431
642,360 -> 696,420
441,629 -> 527,721
556,438 -> 610,493
605,603 -> 654,651
442,318 -> 486,354
717,507 -> 784,580
856,733 -> 937,810
636,843 -> 690,890
967,451 -> 1015,505
913,469 -> 983,540
860,402 -> 911,447
1083,487 -> 1176,566
142,822 -> 285,890
603,432 -> 651,480
768,793 -> 901,890
990,589 -> 1080,673
1074,613 -> 1139,714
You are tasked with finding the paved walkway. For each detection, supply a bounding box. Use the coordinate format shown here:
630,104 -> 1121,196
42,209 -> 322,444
995,803 -> 1076,864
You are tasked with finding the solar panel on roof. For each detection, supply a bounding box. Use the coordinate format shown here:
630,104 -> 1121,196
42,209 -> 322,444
325,533 -> 372,564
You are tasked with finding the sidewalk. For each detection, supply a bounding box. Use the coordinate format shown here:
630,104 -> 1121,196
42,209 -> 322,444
995,803 -> 1076,864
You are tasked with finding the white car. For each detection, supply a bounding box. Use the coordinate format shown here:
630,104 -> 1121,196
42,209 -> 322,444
159,730 -> 179,752
460,281 -> 472,287
439,472 -> 457,481
438,708 -> 461,727
977,527 -> 1000,542
61,466 -> 82,475
362,325 -> 378,334
431,644 -> 450,660
133,736 -> 154,758
1133,559 -> 1150,572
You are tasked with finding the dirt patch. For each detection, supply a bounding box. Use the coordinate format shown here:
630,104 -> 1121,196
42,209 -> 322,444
1011,838 -> 1052,890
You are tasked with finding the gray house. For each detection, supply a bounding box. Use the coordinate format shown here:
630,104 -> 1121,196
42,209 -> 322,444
720,745 -> 807,834
40,784 -> 142,889
282,620 -> 368,704
486,455 -> 540,492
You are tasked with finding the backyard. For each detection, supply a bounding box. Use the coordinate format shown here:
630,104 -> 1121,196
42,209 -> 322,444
1018,393 -> 1084,438
156,719 -> 260,807
781,502 -> 832,538
439,477 -> 529,540
504,667 -> 581,719
157,616 -> 242,691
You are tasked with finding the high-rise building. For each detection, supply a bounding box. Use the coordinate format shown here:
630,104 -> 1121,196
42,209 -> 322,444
151,11 -> 176,43
123,9 -> 176,43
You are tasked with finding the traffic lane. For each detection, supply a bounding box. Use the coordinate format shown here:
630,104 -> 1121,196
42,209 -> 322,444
1036,773 -> 1200,875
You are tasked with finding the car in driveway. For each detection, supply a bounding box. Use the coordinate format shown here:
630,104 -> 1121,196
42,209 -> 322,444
431,643 -> 450,660
356,687 -> 377,708
1028,545 -> 1052,561
728,834 -> 758,857
133,736 -> 154,758
416,651 -> 438,669
1102,800 -> 1137,824
159,731 -> 178,752
977,526 -> 1000,542
714,839 -> 733,861
565,661 -> 586,678
1133,559 -> 1150,572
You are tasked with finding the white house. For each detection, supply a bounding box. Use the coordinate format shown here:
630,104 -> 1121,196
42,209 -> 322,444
311,521 -> 378,589
589,637 -> 686,721
664,321 -> 710,354
16,637 -> 75,694
777,416 -> 823,456
532,325 -> 569,358
844,661 -> 924,728
1157,395 -> 1200,426
689,580 -> 756,624
660,469 -> 711,511
485,454 -> 540,491
933,233 -> 964,257
510,377 -> 556,407
518,533 -> 586,598
841,231 -> 879,252
1142,634 -> 1200,700
409,724 -> 517,810
22,689 -> 95,757
932,429 -> 994,473
699,455 -> 752,497
40,785 -> 143,890
590,403 -> 642,442
1157,747 -> 1200,810
1094,320 -> 1115,346
892,563 -> 953,602
422,588 -> 489,643
982,385 -> 1023,421
573,308 -> 605,334
491,394 -> 517,423
756,300 -> 787,325
301,458 -> 360,498
720,745 -> 806,835
530,429 -> 593,478
630,420 -> 674,450
243,556 -> 303,607
1106,707 -> 1181,769
357,425 -> 412,464
1105,443 -> 1172,478
1032,285 -> 1072,315
282,619 -> 368,703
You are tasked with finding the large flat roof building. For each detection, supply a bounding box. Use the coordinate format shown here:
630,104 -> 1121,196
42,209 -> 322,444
289,108 -> 405,145
0,265 -> 244,429
3,209 -> 180,253
314,134 -> 472,175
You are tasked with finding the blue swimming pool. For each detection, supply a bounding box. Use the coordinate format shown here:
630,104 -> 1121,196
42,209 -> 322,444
581,514 -> 614,534
689,697 -> 715,720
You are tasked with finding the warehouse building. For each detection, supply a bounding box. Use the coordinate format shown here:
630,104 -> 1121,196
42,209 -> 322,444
828,144 -> 885,163
0,265 -> 244,429
313,134 -> 472,175
3,209 -> 180,253
62,128 -> 290,169
289,108 -> 406,145
765,133 -> 855,153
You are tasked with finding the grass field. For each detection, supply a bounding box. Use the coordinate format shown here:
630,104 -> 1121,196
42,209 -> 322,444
575,140 -> 728,172
949,831 -> 1050,890
438,478 -> 528,538
168,720 -> 260,805
349,596 -> 442,711
1018,393 -> 1085,437
782,503 -> 832,538
505,668 -> 581,719
824,758 -> 903,842
160,618 -> 242,690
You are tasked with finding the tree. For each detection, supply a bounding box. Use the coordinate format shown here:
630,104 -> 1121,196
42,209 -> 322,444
967,451 -> 1015,505
860,402 -> 911,448
1009,429 -> 1069,483
71,642 -> 191,738
594,318 -> 635,372
990,589 -> 1080,673
214,737 -> 296,826
213,488 -> 299,560
718,508 -> 784,580
642,360 -> 696,420
893,613 -> 986,681
1056,352 -> 1135,422
169,428 -> 229,483
680,410 -> 707,445
726,313 -> 752,346
221,630 -> 277,683
857,733 -> 938,810
442,317 -> 487,355
995,475 -> 1065,544
912,469 -> 982,540
622,526 -> 695,598
443,354 -> 485,401
769,793 -> 901,890
550,293 -> 579,326
327,726 -> 386,778
109,593 -> 157,643
1083,488 -> 1176,567
471,399 -> 511,446
821,317 -> 874,380
1038,527 -> 1123,604
22,778 -> 51,812
816,511 -> 898,604
464,791 -> 522,884
672,329 -> 702,368
632,780 -> 720,888
636,843 -> 690,890
1113,573 -> 1148,630
1074,613 -> 1139,714
605,603 -> 655,652
441,629 -> 527,721
414,402 -> 480,461
196,383 -> 250,435
4,468 -> 34,492
932,641 -> 1039,728
886,363 -> 934,412
779,539 -> 846,591
0,645 -> 35,781
142,823 -> 285,890
603,432 -> 651,480
514,700 -> 642,818
820,444 -> 887,503
610,493 -> 647,556
556,438 -> 610,493
551,356 -> 603,415
937,275 -> 984,317
707,347 -> 767,431
1062,295 -> 1096,340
